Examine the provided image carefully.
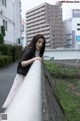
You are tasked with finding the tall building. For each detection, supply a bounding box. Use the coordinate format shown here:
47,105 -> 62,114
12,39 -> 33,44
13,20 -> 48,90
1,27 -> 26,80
63,9 -> 80,48
26,2 -> 64,48
0,0 -> 21,45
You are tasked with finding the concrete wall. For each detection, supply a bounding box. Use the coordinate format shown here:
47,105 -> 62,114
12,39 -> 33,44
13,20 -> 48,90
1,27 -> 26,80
44,48 -> 80,60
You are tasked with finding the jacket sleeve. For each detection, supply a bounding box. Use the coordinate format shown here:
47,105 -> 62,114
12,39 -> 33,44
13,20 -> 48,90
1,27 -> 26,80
18,48 -> 33,67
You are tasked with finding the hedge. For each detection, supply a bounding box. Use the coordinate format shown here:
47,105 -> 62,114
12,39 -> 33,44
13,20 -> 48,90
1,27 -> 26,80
0,55 -> 12,67
0,44 -> 22,67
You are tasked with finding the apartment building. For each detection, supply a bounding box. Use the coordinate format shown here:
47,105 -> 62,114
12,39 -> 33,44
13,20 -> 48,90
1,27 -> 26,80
26,2 -> 64,48
63,9 -> 80,48
0,0 -> 21,45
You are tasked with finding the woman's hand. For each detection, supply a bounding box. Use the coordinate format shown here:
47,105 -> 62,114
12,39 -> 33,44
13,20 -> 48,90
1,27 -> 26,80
34,56 -> 42,61
21,56 -> 42,67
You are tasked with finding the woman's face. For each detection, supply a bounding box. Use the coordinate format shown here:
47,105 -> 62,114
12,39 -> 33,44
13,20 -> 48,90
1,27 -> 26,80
36,38 -> 44,50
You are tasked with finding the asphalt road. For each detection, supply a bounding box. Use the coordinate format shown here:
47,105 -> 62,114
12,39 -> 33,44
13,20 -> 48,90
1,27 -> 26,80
0,62 -> 17,113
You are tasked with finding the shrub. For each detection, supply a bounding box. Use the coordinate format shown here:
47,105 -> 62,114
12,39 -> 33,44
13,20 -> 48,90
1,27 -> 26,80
0,55 -> 12,67
0,44 -> 22,67
0,33 -> 4,44
0,44 -> 22,61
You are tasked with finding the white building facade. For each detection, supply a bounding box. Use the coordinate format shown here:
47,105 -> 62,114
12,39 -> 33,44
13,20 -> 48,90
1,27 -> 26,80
26,2 -> 64,48
63,9 -> 80,48
21,19 -> 26,48
0,0 -> 21,45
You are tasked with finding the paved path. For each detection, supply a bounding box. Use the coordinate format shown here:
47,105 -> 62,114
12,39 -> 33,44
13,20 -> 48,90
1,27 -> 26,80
0,62 -> 17,113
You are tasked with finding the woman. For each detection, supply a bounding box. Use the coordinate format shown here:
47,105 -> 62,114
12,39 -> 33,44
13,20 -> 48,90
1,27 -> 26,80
2,34 -> 46,108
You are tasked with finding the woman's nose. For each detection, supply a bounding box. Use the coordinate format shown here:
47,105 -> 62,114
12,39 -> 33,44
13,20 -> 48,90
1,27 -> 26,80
40,43 -> 42,46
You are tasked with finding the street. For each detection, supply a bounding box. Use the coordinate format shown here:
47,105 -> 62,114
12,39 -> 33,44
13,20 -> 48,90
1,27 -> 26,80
0,62 -> 17,113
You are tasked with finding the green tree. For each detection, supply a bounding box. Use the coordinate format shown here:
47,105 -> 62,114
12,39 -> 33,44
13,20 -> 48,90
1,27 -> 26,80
0,26 -> 5,44
0,33 -> 4,44
1,26 -> 5,36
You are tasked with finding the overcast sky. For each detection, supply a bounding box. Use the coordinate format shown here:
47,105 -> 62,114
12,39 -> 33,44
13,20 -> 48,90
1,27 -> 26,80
20,0 -> 58,18
20,0 -> 80,20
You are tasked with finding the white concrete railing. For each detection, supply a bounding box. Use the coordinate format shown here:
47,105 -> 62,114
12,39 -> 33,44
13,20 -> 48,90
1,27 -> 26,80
3,60 -> 42,121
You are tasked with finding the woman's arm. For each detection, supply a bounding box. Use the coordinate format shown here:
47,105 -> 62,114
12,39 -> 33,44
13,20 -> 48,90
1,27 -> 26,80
21,56 -> 42,67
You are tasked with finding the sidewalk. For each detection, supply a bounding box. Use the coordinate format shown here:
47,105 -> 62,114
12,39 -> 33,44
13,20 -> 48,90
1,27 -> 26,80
0,62 -> 17,113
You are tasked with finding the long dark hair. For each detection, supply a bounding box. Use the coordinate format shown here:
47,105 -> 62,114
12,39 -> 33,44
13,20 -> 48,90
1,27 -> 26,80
28,34 -> 46,57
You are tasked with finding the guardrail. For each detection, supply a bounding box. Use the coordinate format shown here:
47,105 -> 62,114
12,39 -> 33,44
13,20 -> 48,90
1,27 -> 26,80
3,60 -> 42,121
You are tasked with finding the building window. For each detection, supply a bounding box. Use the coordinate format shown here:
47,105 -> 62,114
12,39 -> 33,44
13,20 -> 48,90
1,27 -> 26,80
18,38 -> 21,44
2,0 -> 7,7
77,28 -> 80,30
3,20 -> 7,31
77,23 -> 80,26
